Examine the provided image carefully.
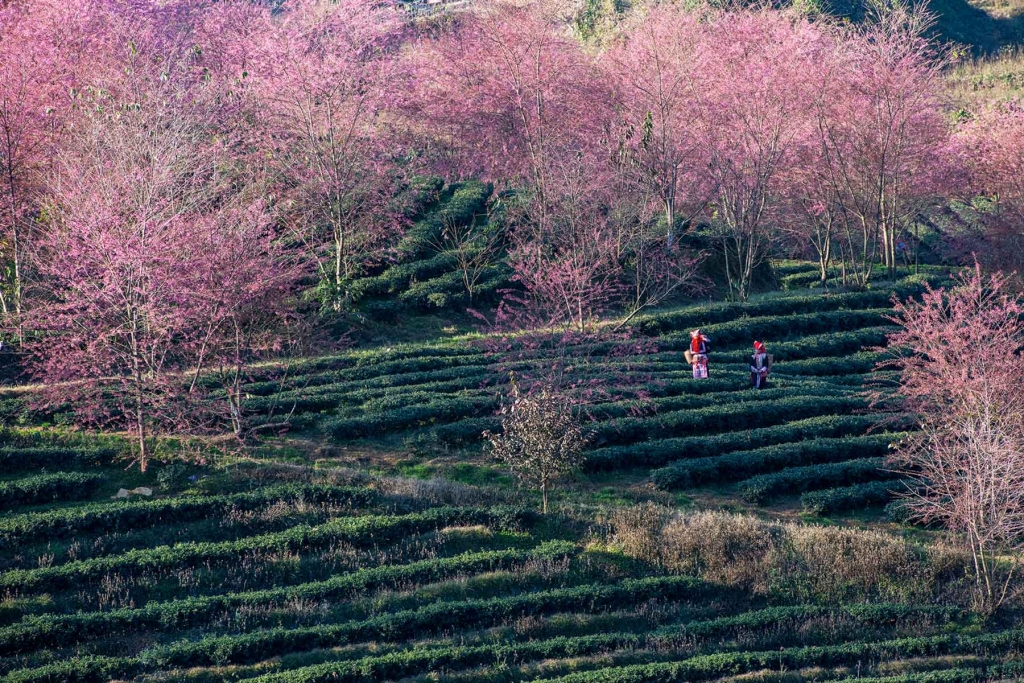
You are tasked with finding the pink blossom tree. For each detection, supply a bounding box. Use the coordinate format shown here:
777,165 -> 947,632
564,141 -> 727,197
407,0 -> 609,226
880,265 -> 1024,614
813,9 -> 949,286
952,103 -> 1024,273
0,0 -> 103,338
701,10 -> 823,302
411,2 -> 702,328
29,20 -> 299,470
604,6 -> 714,245
249,0 -> 408,312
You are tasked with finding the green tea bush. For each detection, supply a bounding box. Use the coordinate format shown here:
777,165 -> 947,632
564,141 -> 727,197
0,472 -> 103,510
651,433 -> 896,490
0,506 -> 535,593
594,394 -> 866,446
737,456 -> 899,504
585,414 -> 893,471
138,575 -> 719,669
0,542 -> 576,655
0,484 -> 377,549
802,480 -> 906,516
0,446 -> 118,472
324,395 -> 499,439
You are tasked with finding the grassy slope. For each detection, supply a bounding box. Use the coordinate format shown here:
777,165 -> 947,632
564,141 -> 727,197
223,263 -> 951,526
0,432 -> 1017,683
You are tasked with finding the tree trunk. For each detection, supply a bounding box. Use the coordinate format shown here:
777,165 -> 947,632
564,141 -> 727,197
136,397 -> 148,473
665,199 -> 675,249
541,477 -> 548,515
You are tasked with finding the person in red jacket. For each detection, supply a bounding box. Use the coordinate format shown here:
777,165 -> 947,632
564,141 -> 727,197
750,341 -> 771,389
688,329 -> 709,379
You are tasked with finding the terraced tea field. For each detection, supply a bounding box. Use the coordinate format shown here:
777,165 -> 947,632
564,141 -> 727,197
13,265 -> 1024,683
2,430 -> 1024,683
242,269 -> 946,518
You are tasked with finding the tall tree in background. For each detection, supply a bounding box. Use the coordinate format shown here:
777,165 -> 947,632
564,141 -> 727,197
253,0 -> 406,311
409,1 -> 609,234
606,6 -> 714,245
780,32 -> 846,289
881,266 -> 1024,614
0,1 -> 86,339
818,8 -> 949,285
29,14 -> 297,470
954,103 -> 1024,273
702,10 -> 820,302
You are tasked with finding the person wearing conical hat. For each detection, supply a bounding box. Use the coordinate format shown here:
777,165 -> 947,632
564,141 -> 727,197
750,341 -> 770,389
688,329 -> 709,379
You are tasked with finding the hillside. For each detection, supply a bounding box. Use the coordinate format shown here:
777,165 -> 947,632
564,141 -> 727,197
229,267 -> 937,517
12,266 -> 1024,683
5,1 -> 1024,681
5,279 -> 1024,683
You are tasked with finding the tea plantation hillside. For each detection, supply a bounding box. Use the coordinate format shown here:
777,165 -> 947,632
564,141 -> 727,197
11,265 -> 1024,683
3,428 -> 1024,683
235,266 -> 949,518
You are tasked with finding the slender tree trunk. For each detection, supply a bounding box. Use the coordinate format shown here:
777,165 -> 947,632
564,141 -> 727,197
5,161 -> 23,343
665,199 -> 675,249
134,377 -> 148,473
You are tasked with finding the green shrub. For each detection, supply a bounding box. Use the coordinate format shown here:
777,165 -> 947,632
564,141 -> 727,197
0,506 -> 536,593
138,575 -> 719,669
631,284 -> 923,337
532,630 -> 1024,683
651,433 -> 898,490
737,457 -> 900,504
324,395 -> 499,439
585,414 -> 895,472
0,472 -> 103,510
0,542 -> 576,656
0,446 -> 118,472
0,484 -> 376,550
595,394 -> 866,447
802,480 -> 906,516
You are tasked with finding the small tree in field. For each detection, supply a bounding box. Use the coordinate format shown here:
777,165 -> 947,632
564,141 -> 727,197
880,265 -> 1024,614
484,378 -> 587,514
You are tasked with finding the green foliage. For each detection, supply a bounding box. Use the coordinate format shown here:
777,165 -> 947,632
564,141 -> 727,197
0,483 -> 377,550
324,394 -> 499,438
651,434 -> 899,490
630,284 -> 924,337
737,456 -> 900,504
0,542 -> 576,656
0,472 -> 103,510
0,445 -> 118,472
802,480 -> 906,516
586,414 -> 894,471
0,506 -> 536,593
139,575 -> 717,669
532,630 -> 1024,683
595,394 -> 867,447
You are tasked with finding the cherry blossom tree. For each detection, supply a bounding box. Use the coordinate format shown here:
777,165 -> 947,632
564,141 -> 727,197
879,265 -> 1024,614
249,0 -> 408,312
28,22 -> 298,470
605,6 -> 714,245
702,10 -> 823,302
952,103 -> 1024,273
408,0 -> 609,228
777,32 -> 847,289
814,8 -> 949,286
0,0 -> 104,338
